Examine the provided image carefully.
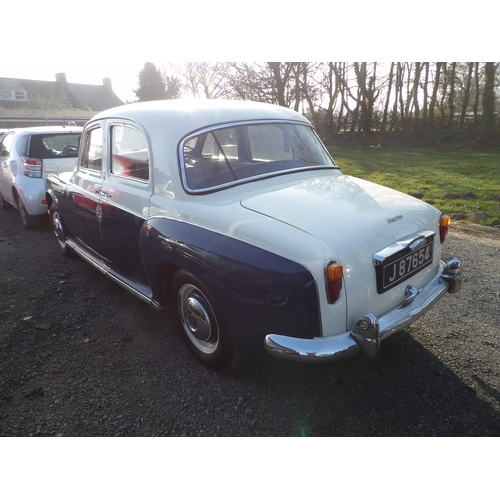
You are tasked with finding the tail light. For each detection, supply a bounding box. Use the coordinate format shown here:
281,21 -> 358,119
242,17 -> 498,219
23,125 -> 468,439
22,157 -> 43,178
439,215 -> 450,243
326,262 -> 343,303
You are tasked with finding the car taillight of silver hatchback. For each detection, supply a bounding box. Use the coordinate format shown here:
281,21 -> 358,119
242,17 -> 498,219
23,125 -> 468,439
22,157 -> 43,178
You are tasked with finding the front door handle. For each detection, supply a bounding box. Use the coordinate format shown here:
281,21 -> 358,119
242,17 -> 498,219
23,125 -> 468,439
89,188 -> 111,198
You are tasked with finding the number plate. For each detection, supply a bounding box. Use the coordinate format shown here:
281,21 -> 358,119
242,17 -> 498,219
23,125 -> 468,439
376,240 -> 434,293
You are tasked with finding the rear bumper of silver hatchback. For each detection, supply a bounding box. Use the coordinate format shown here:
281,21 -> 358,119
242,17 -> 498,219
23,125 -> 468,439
264,257 -> 462,363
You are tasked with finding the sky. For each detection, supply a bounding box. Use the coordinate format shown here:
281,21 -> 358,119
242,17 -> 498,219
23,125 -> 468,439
2,1 -> 495,107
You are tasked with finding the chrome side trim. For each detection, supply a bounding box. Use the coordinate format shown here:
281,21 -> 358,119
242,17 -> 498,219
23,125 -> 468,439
264,257 -> 462,363
66,238 -> 161,310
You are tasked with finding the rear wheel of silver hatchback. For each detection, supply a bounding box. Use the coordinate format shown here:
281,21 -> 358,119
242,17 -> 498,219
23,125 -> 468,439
0,192 -> 13,210
18,197 -> 41,229
172,270 -> 245,371
50,205 -> 74,256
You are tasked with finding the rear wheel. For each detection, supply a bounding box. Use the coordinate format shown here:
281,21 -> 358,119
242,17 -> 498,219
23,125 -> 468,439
49,205 -> 74,256
0,192 -> 13,210
172,270 -> 245,371
18,197 -> 41,229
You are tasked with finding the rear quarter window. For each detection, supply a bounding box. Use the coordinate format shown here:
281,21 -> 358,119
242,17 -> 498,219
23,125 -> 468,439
16,135 -> 30,156
28,133 -> 81,159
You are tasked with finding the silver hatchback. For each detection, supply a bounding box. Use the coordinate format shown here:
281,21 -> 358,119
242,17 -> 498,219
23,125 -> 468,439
0,126 -> 82,228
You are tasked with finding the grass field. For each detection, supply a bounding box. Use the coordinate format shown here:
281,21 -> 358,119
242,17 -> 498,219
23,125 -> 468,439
328,147 -> 500,227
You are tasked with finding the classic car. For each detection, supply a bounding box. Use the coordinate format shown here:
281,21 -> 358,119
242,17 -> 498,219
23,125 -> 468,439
0,126 -> 82,228
45,99 -> 462,371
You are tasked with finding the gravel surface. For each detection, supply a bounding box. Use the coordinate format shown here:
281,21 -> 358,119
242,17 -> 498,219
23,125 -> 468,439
1,208 -> 499,436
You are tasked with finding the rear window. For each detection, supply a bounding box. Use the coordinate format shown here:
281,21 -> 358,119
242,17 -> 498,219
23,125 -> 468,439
27,133 -> 81,159
181,121 -> 335,192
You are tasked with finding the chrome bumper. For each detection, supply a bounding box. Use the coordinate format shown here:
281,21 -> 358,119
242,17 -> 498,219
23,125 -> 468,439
264,257 -> 462,363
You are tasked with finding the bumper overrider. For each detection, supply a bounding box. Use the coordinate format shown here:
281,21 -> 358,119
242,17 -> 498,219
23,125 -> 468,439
264,257 -> 462,362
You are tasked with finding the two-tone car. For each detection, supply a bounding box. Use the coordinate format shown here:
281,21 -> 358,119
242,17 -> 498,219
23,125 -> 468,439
44,99 -> 461,371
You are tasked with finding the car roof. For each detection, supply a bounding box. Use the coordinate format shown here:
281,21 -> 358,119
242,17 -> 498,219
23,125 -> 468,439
7,126 -> 83,135
91,99 -> 311,138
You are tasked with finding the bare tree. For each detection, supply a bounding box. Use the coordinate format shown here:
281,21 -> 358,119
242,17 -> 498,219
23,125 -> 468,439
482,62 -> 497,133
412,62 -> 421,128
382,62 -> 395,131
145,61 -> 498,138
421,62 -> 430,125
182,63 -> 231,99
428,62 -> 442,128
459,62 -> 475,127
473,62 -> 481,125
446,62 -> 457,129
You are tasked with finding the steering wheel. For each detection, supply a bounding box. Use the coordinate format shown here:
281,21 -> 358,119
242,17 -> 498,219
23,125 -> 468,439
63,146 -> 78,155
184,154 -> 196,166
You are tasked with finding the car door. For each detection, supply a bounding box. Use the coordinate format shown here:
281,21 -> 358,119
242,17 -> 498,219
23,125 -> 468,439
63,124 -> 107,258
97,121 -> 151,287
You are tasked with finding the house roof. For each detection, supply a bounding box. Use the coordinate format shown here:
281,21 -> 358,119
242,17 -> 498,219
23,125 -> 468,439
0,73 -> 123,111
0,73 -> 124,127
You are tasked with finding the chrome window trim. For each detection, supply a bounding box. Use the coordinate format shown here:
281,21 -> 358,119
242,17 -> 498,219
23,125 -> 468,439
178,119 -> 338,194
108,121 -> 151,185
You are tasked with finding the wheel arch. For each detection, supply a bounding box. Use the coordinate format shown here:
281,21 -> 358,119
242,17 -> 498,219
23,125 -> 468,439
45,188 -> 59,210
141,217 -> 321,340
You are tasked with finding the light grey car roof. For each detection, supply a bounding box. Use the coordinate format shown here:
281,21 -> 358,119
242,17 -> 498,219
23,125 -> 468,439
91,99 -> 311,139
6,126 -> 83,135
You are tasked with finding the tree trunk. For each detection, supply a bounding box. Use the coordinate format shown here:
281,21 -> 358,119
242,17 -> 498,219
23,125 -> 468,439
446,62 -> 457,129
482,62 -> 497,134
267,62 -> 287,107
382,62 -> 395,131
398,63 -> 406,130
473,62 -> 480,125
413,62 -> 421,129
428,62 -> 442,129
353,62 -> 378,135
293,64 -> 302,112
422,62 -> 429,124
460,62 -> 474,128
438,63 -> 448,128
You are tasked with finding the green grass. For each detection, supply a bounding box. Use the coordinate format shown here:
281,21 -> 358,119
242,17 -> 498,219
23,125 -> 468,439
328,147 -> 500,227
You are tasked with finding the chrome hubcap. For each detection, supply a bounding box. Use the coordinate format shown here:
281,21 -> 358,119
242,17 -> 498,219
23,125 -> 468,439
185,296 -> 211,341
178,284 -> 218,354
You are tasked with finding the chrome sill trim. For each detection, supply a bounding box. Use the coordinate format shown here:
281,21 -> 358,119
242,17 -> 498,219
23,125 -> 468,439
264,257 -> 462,363
67,238 -> 156,308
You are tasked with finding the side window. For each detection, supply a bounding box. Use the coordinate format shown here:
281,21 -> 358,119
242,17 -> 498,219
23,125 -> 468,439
16,135 -> 29,156
80,127 -> 103,172
110,124 -> 149,182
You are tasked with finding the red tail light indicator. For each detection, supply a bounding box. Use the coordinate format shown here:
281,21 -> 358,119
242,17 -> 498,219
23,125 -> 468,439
22,157 -> 43,178
439,215 -> 450,243
326,262 -> 343,303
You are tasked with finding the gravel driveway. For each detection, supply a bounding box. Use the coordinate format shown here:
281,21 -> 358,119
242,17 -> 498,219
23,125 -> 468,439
1,208 -> 499,436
